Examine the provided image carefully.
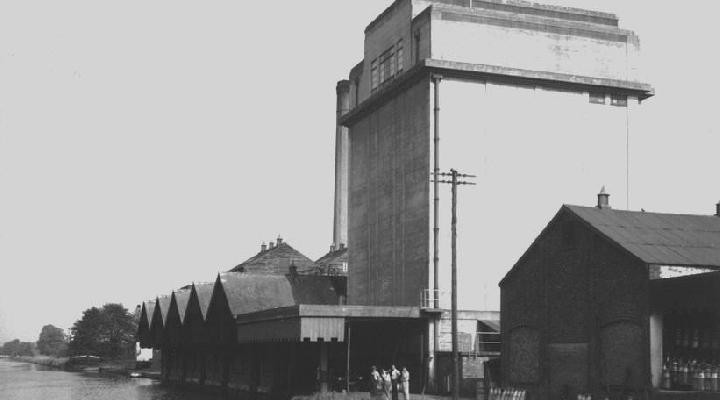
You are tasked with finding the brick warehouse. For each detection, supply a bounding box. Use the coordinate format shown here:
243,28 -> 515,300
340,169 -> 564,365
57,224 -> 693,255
501,192 -> 720,400
137,0 -> 656,398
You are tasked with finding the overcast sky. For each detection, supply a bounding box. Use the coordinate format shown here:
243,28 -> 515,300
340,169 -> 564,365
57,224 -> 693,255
1,1 -> 718,343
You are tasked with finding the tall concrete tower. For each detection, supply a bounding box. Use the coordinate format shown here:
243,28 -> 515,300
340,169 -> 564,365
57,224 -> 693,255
332,80 -> 351,249
337,0 -> 653,309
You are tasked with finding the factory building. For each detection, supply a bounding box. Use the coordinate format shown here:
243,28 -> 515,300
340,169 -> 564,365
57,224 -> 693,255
137,0 -> 654,397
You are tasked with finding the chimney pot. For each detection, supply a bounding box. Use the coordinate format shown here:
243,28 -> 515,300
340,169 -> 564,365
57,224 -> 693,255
330,244 -> 336,252
597,186 -> 611,209
716,201 -> 720,217
339,243 -> 346,250
269,241 -> 275,249
277,236 -> 283,245
261,242 -> 267,252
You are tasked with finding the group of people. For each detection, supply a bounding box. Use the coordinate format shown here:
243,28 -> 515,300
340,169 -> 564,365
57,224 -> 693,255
370,365 -> 410,400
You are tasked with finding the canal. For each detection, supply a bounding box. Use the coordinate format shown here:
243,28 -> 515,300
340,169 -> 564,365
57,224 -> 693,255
0,359 -> 228,400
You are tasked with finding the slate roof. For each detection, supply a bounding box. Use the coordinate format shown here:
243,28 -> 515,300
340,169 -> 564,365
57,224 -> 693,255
218,272 -> 340,317
314,247 -> 348,276
229,241 -> 316,275
566,205 -> 720,267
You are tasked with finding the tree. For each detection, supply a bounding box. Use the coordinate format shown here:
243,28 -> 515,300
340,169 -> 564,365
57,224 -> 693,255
68,303 -> 138,359
1,339 -> 35,356
36,324 -> 68,357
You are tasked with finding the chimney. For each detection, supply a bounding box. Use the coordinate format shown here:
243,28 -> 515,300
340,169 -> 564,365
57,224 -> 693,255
289,263 -> 298,276
330,243 -> 336,252
597,186 -> 611,209
261,242 -> 267,252
277,235 -> 283,245
269,241 -> 275,249
716,201 -> 720,217
339,243 -> 346,250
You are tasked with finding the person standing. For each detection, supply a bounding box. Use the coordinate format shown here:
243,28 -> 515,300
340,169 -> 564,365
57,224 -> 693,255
390,365 -> 400,400
382,369 -> 392,400
400,367 -> 410,400
370,366 -> 382,399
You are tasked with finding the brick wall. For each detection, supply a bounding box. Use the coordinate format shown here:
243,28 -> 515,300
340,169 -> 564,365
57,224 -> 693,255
501,208 -> 649,399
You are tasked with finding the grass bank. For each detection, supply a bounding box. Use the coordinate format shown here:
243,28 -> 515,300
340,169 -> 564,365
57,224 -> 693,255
12,355 -> 69,369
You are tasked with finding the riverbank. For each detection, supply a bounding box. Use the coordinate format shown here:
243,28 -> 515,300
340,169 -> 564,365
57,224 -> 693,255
9,355 -> 139,375
11,355 -> 69,369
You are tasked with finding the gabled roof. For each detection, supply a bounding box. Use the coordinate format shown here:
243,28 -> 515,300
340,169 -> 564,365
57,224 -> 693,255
218,272 -> 340,317
314,247 -> 348,275
193,282 -> 214,320
157,295 -> 172,325
566,205 -> 720,267
173,289 -> 192,323
229,241 -> 316,275
142,300 -> 156,326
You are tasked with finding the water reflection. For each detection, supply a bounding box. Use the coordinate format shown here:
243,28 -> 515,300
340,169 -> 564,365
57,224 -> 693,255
0,359 -> 228,400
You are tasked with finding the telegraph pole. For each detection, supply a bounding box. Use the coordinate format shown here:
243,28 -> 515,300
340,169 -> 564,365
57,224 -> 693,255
432,169 -> 476,400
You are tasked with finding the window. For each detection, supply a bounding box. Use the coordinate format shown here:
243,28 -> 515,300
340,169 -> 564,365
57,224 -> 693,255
380,48 -> 392,84
396,39 -> 404,73
371,59 -> 379,91
589,92 -> 605,104
611,94 -> 628,107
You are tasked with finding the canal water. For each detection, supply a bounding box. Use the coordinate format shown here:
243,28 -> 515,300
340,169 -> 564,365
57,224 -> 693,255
0,359 -> 227,400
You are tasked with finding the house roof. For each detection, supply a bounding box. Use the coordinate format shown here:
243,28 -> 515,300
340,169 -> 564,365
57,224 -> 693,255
229,241 -> 316,275
314,247 -> 348,275
566,205 -> 720,268
218,272 -> 340,317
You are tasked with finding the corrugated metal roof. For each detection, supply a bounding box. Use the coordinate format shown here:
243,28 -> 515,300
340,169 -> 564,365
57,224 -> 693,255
173,289 -> 192,323
193,283 -> 214,320
567,205 -> 720,267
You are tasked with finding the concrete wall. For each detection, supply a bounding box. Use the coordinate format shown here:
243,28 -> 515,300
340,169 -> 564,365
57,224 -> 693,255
361,0 -> 414,102
435,78 -> 636,311
430,8 -> 641,82
347,79 -> 431,307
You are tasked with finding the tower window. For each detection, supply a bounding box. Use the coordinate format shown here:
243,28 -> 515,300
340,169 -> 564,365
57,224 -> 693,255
589,92 -> 605,104
611,94 -> 628,107
371,59 -> 379,91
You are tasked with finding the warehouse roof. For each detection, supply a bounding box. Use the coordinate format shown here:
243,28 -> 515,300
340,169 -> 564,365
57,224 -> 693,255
218,272 -> 340,317
566,205 -> 720,267
192,282 -> 215,320
173,289 -> 192,323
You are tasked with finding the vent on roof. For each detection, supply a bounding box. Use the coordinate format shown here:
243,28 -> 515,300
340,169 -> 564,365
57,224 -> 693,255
597,186 -> 610,209
261,242 -> 267,252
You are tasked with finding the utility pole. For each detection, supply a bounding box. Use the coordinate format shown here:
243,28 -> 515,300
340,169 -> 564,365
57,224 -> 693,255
432,169 -> 476,400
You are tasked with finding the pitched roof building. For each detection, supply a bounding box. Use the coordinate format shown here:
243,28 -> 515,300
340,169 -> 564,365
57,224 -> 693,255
229,239 -> 316,275
500,192 -> 720,400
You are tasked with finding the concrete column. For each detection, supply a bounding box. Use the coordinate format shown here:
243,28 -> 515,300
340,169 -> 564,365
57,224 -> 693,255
427,318 -> 437,392
333,80 -> 351,248
320,340 -> 329,393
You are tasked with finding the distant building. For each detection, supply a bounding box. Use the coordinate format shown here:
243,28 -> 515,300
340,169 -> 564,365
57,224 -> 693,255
501,192 -> 720,399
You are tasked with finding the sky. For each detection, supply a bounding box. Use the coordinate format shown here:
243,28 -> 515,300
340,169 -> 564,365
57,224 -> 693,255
0,1 -> 718,343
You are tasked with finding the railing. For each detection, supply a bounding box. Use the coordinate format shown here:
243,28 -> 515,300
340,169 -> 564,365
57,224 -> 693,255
420,288 -> 449,309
